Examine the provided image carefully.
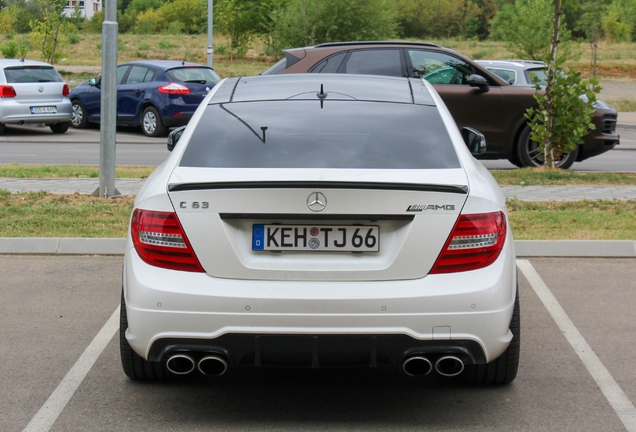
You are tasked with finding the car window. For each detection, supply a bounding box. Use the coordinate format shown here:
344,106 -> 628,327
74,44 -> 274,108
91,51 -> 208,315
125,66 -> 152,84
525,68 -> 547,86
180,101 -> 459,169
3,66 -> 63,83
485,67 -> 517,84
408,50 -> 476,85
309,52 -> 347,73
261,58 -> 287,75
116,66 -> 129,84
340,49 -> 403,77
166,67 -> 221,84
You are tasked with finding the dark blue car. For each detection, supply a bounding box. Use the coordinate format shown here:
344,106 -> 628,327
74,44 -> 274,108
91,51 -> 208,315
69,60 -> 221,137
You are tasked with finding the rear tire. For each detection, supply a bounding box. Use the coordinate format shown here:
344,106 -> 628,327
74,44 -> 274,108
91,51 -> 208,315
141,106 -> 168,137
120,289 -> 167,380
50,121 -> 70,134
516,124 -> 578,169
462,286 -> 520,385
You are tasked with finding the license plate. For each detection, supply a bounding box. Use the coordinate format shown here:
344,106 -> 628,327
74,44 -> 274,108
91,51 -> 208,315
252,224 -> 380,252
30,106 -> 57,114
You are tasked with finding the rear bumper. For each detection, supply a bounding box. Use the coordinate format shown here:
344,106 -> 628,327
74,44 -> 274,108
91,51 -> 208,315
0,99 -> 72,125
123,245 -> 517,367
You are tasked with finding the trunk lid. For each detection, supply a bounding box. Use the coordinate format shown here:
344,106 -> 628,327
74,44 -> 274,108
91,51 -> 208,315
167,167 -> 468,281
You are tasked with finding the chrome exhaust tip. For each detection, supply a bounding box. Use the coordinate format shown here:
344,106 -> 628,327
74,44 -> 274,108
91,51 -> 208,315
435,356 -> 465,377
198,355 -> 228,376
166,354 -> 196,375
402,356 -> 433,376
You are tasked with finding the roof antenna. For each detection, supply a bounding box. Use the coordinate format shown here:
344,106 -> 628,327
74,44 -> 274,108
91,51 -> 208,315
21,50 -> 28,62
317,84 -> 327,108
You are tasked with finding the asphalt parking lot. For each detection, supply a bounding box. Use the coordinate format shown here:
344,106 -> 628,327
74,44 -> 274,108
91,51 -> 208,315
1,255 -> 634,432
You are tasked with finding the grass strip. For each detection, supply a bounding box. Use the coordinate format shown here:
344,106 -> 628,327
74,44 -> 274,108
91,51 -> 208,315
0,164 -> 155,179
507,199 -> 636,240
1,191 -> 634,240
490,168 -> 636,185
0,190 -> 134,238
2,165 -> 636,185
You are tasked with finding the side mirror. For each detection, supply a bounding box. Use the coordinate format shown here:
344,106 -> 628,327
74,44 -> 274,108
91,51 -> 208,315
467,74 -> 489,93
462,127 -> 486,156
167,125 -> 187,152
89,77 -> 100,86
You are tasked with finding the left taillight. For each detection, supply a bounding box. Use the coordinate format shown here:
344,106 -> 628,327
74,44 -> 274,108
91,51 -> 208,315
131,209 -> 204,272
62,84 -> 69,96
0,85 -> 16,98
158,82 -> 191,95
430,211 -> 507,274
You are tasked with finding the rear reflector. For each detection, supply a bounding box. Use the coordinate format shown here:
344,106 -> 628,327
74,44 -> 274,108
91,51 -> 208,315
158,82 -> 191,95
0,85 -> 16,98
430,211 -> 506,274
131,209 -> 204,272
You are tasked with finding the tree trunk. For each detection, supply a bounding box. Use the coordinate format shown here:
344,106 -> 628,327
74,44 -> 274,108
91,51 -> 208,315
544,0 -> 563,168
49,20 -> 61,64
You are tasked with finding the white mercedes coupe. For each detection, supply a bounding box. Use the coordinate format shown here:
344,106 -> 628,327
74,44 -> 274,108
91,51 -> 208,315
121,73 -> 519,384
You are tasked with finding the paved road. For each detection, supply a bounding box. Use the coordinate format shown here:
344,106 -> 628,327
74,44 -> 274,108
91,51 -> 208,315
0,124 -> 635,171
2,256 -> 634,431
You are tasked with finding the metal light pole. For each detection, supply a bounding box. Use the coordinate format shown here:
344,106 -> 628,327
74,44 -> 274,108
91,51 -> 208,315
207,0 -> 214,67
95,0 -> 119,197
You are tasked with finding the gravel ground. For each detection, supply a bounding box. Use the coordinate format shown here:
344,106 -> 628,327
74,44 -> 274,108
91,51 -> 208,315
599,80 -> 636,99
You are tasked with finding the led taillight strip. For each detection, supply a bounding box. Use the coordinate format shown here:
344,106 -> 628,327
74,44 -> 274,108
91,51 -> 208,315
430,212 -> 507,274
131,209 -> 204,272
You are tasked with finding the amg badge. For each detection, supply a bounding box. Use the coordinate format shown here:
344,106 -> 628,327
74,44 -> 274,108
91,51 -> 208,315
406,204 -> 455,212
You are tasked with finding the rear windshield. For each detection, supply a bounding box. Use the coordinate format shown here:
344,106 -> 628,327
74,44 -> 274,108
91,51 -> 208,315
524,68 -> 547,86
180,100 -> 459,169
4,66 -> 63,83
165,67 -> 220,84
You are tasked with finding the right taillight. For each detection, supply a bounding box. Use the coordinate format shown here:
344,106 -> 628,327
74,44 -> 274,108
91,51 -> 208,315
430,211 -> 507,274
131,209 -> 204,272
0,85 -> 16,98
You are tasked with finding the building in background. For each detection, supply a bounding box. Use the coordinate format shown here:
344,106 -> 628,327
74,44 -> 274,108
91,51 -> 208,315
63,0 -> 101,19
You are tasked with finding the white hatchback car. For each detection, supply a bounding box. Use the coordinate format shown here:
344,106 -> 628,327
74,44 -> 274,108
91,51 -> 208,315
0,59 -> 72,134
121,74 -> 519,384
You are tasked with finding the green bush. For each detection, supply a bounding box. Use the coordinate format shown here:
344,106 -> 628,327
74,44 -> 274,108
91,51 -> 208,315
1,40 -> 19,58
138,42 -> 151,50
157,39 -> 175,49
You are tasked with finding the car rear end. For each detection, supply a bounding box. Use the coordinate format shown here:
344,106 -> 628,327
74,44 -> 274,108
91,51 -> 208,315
123,75 -> 517,381
0,61 -> 72,127
151,65 -> 221,127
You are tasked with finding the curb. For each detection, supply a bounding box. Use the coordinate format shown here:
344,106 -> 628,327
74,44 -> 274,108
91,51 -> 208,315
1,238 -> 635,258
617,123 -> 636,130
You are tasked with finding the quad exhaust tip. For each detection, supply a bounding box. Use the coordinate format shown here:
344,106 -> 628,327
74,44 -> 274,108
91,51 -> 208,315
402,356 -> 433,376
198,355 -> 228,376
166,354 -> 196,375
435,356 -> 465,377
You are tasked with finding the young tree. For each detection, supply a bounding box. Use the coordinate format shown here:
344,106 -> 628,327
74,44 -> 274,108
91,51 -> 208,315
29,0 -> 69,63
525,0 -> 601,168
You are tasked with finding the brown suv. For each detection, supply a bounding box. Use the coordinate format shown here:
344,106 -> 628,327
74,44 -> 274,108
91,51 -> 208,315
263,41 -> 620,169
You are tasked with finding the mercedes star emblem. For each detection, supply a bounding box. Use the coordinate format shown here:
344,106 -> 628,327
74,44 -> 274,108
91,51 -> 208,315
307,192 -> 327,212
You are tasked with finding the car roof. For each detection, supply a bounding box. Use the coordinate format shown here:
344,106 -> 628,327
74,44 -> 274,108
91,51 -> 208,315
0,59 -> 55,68
210,74 -> 435,106
476,60 -> 545,70
120,60 -> 212,70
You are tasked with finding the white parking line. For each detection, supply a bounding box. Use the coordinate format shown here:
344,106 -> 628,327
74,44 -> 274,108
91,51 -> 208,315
517,260 -> 636,431
23,306 -> 120,432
